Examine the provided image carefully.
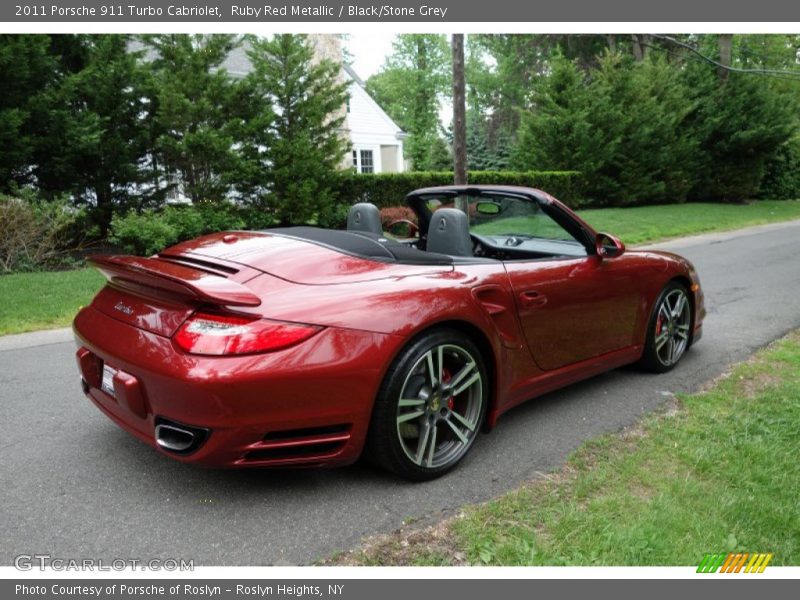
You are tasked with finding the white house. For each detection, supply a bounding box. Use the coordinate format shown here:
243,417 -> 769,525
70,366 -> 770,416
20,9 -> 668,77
222,35 -> 407,174
342,64 -> 408,174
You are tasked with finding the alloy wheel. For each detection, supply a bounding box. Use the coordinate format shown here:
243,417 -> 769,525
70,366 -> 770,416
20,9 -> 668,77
395,344 -> 483,470
654,288 -> 691,367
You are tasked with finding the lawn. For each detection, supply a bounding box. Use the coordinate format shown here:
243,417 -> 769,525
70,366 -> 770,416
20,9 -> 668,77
332,330 -> 800,566
0,268 -> 105,336
1,200 -> 800,337
579,200 -> 800,245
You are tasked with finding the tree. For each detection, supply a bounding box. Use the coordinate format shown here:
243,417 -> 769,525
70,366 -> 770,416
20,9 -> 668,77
685,63 -> 795,201
244,34 -> 348,225
513,52 -> 698,204
0,35 -> 59,191
142,34 -> 249,203
55,36 -> 154,231
366,34 -> 450,170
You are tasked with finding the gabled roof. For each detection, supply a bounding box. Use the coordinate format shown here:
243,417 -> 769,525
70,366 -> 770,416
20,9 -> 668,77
342,64 -> 406,139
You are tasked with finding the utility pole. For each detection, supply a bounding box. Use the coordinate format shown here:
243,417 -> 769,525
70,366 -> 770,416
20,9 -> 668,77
452,34 -> 468,213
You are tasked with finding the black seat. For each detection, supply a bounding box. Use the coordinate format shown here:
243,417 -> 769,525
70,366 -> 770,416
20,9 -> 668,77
346,203 -> 383,237
426,208 -> 472,257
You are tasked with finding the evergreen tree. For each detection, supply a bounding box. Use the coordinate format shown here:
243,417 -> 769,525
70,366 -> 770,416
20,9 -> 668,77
0,35 -> 63,191
142,34 -> 248,203
684,58 -> 795,201
465,111 -> 493,171
244,34 -> 348,225
513,52 -> 698,204
57,35 -> 154,230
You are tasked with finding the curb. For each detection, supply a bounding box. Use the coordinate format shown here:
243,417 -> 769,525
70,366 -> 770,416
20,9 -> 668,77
0,327 -> 73,352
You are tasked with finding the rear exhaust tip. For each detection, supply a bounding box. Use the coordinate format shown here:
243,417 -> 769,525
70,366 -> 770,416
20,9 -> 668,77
154,418 -> 210,455
155,424 -> 196,452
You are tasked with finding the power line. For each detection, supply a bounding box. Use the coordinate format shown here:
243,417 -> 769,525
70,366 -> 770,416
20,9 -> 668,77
650,34 -> 800,80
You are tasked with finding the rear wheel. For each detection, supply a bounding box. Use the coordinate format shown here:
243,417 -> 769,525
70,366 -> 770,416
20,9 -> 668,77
366,329 -> 487,480
639,282 -> 692,373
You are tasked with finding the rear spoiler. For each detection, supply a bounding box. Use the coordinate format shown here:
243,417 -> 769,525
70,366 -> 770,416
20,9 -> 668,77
88,255 -> 261,307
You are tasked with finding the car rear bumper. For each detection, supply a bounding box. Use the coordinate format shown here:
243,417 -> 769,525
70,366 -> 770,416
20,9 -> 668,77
73,306 -> 403,468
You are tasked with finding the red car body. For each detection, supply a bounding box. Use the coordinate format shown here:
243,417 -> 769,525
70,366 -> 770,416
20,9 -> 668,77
73,186 -> 705,470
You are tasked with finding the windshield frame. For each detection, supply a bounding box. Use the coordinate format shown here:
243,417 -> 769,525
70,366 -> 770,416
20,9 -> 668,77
404,185 -> 598,256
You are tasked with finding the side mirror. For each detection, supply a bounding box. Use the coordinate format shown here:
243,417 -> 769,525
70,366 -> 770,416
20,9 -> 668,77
595,232 -> 626,258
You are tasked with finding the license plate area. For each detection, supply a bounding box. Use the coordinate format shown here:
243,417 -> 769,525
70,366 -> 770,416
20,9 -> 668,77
101,364 -> 117,397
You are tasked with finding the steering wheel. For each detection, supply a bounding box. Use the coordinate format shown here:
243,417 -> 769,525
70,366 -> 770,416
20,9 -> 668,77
386,219 -> 419,239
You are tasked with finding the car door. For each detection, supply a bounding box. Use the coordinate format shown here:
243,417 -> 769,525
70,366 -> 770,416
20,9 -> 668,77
506,254 -> 643,371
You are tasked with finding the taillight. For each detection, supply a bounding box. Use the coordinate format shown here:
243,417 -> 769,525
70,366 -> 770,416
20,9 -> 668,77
174,312 -> 322,356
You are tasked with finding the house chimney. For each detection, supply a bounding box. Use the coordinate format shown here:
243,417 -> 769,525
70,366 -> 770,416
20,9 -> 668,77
308,34 -> 351,168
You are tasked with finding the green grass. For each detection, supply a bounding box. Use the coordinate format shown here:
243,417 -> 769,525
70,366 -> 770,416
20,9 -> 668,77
2,200 -> 800,337
472,200 -> 800,244
338,331 -> 800,566
0,268 -> 104,336
578,200 -> 800,245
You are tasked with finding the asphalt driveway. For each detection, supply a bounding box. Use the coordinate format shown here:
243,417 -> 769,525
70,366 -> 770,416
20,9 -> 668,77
1,220 -> 798,565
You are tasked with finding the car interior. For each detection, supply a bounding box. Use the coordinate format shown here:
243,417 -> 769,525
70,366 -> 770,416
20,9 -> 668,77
264,198 -> 589,265
344,200 -> 589,262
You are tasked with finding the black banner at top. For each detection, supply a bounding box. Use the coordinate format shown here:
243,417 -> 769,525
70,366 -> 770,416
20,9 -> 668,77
3,0 -> 800,23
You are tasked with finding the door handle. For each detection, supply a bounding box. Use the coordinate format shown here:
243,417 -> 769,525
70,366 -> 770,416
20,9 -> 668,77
519,290 -> 548,308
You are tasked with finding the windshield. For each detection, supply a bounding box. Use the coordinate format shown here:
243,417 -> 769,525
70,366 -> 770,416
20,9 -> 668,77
427,194 -> 579,243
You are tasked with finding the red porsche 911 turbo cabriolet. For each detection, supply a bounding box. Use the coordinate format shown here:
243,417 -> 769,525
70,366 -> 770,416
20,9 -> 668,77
73,185 -> 704,480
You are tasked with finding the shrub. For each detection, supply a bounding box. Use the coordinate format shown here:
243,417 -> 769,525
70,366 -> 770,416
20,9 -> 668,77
333,170 -> 584,210
0,195 -> 84,273
109,203 -> 247,256
379,206 -> 417,228
380,206 -> 419,237
316,203 -> 350,230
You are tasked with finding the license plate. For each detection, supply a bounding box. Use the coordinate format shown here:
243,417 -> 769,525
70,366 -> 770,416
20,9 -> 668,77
101,365 -> 117,397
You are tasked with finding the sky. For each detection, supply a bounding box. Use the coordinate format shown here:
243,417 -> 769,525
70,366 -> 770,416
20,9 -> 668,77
343,33 -> 454,124
345,33 -> 396,79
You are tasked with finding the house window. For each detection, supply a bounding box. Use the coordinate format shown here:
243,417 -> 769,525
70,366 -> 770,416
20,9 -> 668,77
352,150 -> 358,169
359,150 -> 374,173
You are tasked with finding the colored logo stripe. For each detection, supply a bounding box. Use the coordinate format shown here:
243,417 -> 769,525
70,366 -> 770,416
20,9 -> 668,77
697,553 -> 726,573
697,552 -> 773,573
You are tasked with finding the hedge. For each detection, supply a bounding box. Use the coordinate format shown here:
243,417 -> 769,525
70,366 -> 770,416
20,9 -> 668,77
332,170 -> 585,209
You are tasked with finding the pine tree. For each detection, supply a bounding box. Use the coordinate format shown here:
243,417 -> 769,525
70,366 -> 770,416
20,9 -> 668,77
685,59 -> 795,201
244,34 -> 348,225
0,35 -> 60,190
58,35 -> 154,230
142,34 -> 249,203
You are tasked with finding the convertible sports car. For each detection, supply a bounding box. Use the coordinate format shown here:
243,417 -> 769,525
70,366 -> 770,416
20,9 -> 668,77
73,185 -> 705,480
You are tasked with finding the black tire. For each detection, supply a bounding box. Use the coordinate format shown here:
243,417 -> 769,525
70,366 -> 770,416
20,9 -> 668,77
365,328 -> 488,481
638,281 -> 693,373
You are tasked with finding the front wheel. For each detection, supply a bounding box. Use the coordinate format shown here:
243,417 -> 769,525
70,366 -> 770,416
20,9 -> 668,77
365,329 -> 488,481
639,282 -> 693,373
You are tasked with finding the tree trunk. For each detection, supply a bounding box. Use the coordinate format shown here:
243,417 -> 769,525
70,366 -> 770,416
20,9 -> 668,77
606,35 -> 617,53
94,184 -> 114,236
631,35 -> 645,61
718,34 -> 733,81
452,34 -> 467,200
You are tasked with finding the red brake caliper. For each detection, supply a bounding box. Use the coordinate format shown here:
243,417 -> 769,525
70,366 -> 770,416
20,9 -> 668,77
656,314 -> 663,335
442,367 -> 455,410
